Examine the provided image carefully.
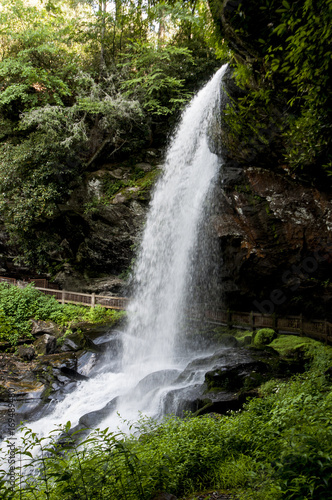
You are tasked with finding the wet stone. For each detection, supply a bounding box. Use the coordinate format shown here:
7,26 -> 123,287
18,346 -> 36,361
34,334 -> 57,355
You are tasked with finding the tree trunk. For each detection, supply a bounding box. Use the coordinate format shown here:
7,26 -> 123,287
158,6 -> 165,46
99,0 -> 107,76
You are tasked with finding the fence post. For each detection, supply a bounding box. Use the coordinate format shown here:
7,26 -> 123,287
273,313 -> 278,332
61,290 -> 65,305
250,311 -> 254,331
91,293 -> 95,308
227,309 -> 232,330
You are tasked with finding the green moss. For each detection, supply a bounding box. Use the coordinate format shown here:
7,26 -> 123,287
253,328 -> 277,346
270,334 -> 332,358
101,168 -> 161,203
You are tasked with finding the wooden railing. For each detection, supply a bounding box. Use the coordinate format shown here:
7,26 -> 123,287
0,276 -> 59,289
36,287 -> 129,310
0,277 -> 127,310
1,276 -> 332,344
200,309 -> 332,345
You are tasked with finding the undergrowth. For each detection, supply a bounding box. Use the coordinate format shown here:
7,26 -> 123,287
1,340 -> 332,499
0,283 -> 125,346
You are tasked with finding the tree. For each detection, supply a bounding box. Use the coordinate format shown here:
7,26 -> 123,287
0,0 -> 220,269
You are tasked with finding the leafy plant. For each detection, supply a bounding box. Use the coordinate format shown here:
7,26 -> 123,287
0,283 -> 125,346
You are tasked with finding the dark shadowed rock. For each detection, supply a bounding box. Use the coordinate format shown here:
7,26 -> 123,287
18,346 -> 35,361
60,367 -> 88,381
34,334 -> 57,355
135,370 -> 181,395
205,360 -> 268,391
58,397 -> 120,444
218,334 -> 238,348
59,331 -> 100,353
152,493 -> 177,500
37,352 -> 77,371
78,397 -> 118,428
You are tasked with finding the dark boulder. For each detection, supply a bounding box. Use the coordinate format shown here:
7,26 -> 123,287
18,346 -> 36,361
34,334 -> 57,355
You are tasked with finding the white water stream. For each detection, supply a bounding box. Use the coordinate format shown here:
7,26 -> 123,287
7,64 -> 228,444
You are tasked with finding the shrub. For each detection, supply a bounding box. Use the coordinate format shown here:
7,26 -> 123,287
0,283 -> 125,346
254,328 -> 277,346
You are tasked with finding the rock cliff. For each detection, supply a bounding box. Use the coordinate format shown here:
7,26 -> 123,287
207,1 -> 332,318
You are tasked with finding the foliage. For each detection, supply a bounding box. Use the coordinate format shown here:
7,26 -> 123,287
0,309 -> 21,346
254,328 -> 276,346
264,0 -> 332,177
0,283 -> 124,345
119,43 -> 193,116
0,0 -> 219,270
0,0 -> 81,114
1,338 -> 332,498
214,0 -> 332,182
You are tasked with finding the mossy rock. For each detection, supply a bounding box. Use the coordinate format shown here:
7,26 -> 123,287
0,385 -> 10,402
269,335 -> 326,357
236,334 -> 253,347
253,328 -> 277,346
248,345 -> 280,357
205,360 -> 269,392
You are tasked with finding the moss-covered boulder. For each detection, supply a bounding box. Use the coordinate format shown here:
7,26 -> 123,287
253,328 -> 277,346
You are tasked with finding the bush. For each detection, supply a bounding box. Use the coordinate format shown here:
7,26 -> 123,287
0,283 -> 125,346
254,328 -> 277,346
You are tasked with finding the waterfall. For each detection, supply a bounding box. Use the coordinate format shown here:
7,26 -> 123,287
3,64 -> 228,442
122,64 -> 227,375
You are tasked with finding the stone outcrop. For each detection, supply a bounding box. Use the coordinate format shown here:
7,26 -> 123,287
0,325 -> 120,438
34,334 -> 57,355
213,161 -> 332,316
0,151 -> 161,291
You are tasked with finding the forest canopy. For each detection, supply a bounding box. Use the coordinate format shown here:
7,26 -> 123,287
0,0 -> 331,270
0,0 -> 220,269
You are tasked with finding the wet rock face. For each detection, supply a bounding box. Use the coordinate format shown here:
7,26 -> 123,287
17,346 -> 35,361
0,326 -> 121,438
160,346 -> 296,418
205,63 -> 332,318
213,164 -> 332,316
202,8 -> 332,317
34,334 -> 57,355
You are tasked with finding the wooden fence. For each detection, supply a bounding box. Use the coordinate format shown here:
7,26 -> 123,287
201,309 -> 332,345
0,276 -> 59,289
34,288 -> 129,310
1,276 -> 332,344
0,277 -> 127,310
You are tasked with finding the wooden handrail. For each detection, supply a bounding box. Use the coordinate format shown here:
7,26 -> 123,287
1,276 -> 332,344
35,287 -> 129,310
200,309 -> 332,345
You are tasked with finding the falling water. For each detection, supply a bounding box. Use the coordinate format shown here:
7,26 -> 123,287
2,64 -> 228,445
105,63 -> 228,424
123,63 -> 227,373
